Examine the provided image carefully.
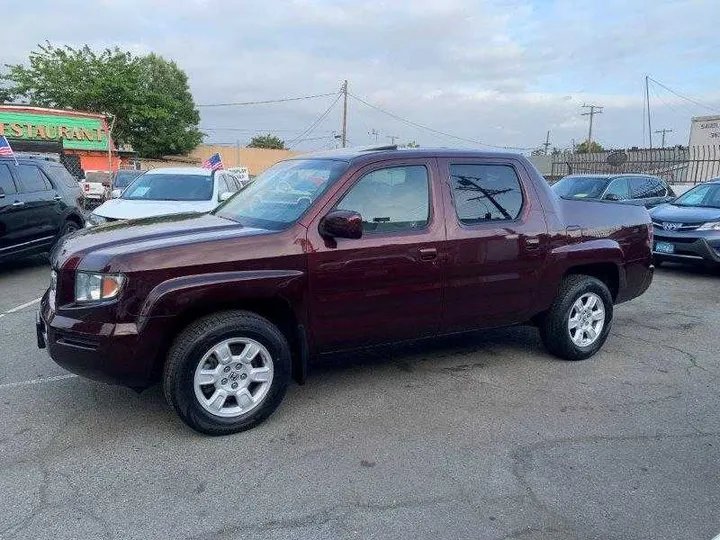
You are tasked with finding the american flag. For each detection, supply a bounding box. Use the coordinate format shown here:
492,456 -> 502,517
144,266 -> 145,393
0,136 -> 15,158
202,152 -> 224,171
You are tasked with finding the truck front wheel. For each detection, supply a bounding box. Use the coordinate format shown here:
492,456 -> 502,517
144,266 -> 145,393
539,275 -> 613,361
163,311 -> 291,435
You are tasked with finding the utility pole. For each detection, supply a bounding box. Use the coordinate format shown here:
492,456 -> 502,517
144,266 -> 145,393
655,128 -> 672,148
581,104 -> 603,150
370,129 -> 380,143
387,135 -> 399,145
543,130 -> 551,155
341,80 -> 348,148
646,75 -> 653,149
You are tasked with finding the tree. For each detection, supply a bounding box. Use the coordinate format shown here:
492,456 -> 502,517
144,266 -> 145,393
248,134 -> 286,149
2,43 -> 202,157
575,140 -> 604,154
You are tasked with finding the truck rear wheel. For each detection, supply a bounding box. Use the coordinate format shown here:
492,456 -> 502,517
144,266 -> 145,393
539,275 -> 613,361
163,310 -> 291,435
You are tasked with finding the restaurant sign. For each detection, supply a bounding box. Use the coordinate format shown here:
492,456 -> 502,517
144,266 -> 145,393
0,110 -> 109,151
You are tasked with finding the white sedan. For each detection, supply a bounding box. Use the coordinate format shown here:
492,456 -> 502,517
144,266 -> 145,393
86,167 -> 242,226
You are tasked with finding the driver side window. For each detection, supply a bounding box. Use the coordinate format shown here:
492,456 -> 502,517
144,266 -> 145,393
336,165 -> 430,233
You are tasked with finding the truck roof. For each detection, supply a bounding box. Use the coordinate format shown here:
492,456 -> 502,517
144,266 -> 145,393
294,145 -> 524,164
145,167 -> 213,176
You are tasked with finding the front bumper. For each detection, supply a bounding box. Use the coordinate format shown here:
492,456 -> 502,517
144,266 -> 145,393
37,293 -> 165,389
653,233 -> 720,265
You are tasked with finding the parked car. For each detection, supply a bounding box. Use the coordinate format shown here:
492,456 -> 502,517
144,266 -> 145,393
0,155 -> 85,263
37,147 -> 654,435
80,170 -> 111,200
650,178 -> 720,267
109,169 -> 145,198
85,167 -> 241,226
552,173 -> 675,208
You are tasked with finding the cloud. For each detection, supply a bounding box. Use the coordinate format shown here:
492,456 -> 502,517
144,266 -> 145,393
2,0 -> 720,151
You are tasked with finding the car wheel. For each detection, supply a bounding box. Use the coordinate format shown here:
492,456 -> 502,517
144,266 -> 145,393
539,275 -> 613,361
60,219 -> 80,237
163,310 -> 291,435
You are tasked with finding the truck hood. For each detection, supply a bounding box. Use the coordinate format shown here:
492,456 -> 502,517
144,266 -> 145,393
52,213 -> 272,271
650,203 -> 720,223
93,198 -> 218,220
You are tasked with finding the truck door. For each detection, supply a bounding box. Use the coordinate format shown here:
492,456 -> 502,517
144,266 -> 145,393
0,163 -> 26,253
306,158 -> 446,351
14,163 -> 61,245
437,157 -> 549,332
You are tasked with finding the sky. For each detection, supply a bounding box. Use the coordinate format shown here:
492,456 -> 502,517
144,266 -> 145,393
2,0 -> 720,153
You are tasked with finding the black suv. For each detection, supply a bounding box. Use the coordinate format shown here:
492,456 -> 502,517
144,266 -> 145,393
0,155 -> 85,263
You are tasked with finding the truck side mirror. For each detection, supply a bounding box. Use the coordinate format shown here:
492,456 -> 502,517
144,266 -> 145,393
319,209 -> 363,240
604,193 -> 619,201
218,191 -> 233,202
111,189 -> 122,199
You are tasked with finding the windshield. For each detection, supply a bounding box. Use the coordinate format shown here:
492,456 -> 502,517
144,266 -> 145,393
114,170 -> 143,188
673,182 -> 720,208
214,159 -> 348,229
552,176 -> 611,199
122,173 -> 213,201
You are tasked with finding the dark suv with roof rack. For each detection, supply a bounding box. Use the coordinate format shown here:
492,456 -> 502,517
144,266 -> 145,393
37,145 -> 653,435
0,155 -> 85,263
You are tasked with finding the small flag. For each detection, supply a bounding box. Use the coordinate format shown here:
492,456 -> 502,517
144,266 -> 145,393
202,152 -> 223,171
0,136 -> 17,163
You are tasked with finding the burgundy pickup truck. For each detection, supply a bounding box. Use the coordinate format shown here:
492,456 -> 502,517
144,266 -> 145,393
37,147 -> 653,435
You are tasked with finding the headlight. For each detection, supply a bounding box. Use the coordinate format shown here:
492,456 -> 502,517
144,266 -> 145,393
86,213 -> 108,227
697,221 -> 720,231
75,272 -> 125,302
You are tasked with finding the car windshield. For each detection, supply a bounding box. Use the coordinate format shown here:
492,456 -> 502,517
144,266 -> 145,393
214,159 -> 348,229
552,176 -> 610,199
114,170 -> 143,188
673,182 -> 720,208
122,173 -> 213,201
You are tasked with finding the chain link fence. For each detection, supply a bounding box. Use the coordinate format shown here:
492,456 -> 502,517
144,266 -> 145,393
550,146 -> 720,185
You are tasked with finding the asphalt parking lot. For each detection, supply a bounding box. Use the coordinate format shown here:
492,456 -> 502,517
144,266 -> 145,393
0,257 -> 719,540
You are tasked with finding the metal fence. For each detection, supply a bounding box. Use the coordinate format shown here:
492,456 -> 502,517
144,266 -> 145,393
550,146 -> 720,185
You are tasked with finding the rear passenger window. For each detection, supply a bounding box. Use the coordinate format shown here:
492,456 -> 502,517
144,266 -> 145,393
218,175 -> 230,194
630,177 -> 666,198
604,178 -> 630,200
17,165 -> 51,192
0,164 -> 16,195
450,164 -> 523,223
337,165 -> 430,233
46,164 -> 79,189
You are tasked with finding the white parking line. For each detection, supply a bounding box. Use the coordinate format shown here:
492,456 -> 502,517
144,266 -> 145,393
0,297 -> 42,319
0,374 -> 77,390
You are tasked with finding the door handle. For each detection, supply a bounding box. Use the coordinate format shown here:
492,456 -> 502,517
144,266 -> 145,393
525,237 -> 540,250
419,247 -> 438,261
53,195 -> 63,201
11,201 -> 24,207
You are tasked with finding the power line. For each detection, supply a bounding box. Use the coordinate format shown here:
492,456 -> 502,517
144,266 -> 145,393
202,127 -> 333,133
654,128 -> 673,148
348,92 -> 534,151
198,91 -> 338,107
647,77 -> 720,114
581,104 -> 603,148
287,94 -> 343,148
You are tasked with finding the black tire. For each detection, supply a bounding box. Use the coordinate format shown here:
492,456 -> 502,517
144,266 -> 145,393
58,219 -> 80,239
163,310 -> 291,436
539,275 -> 613,361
